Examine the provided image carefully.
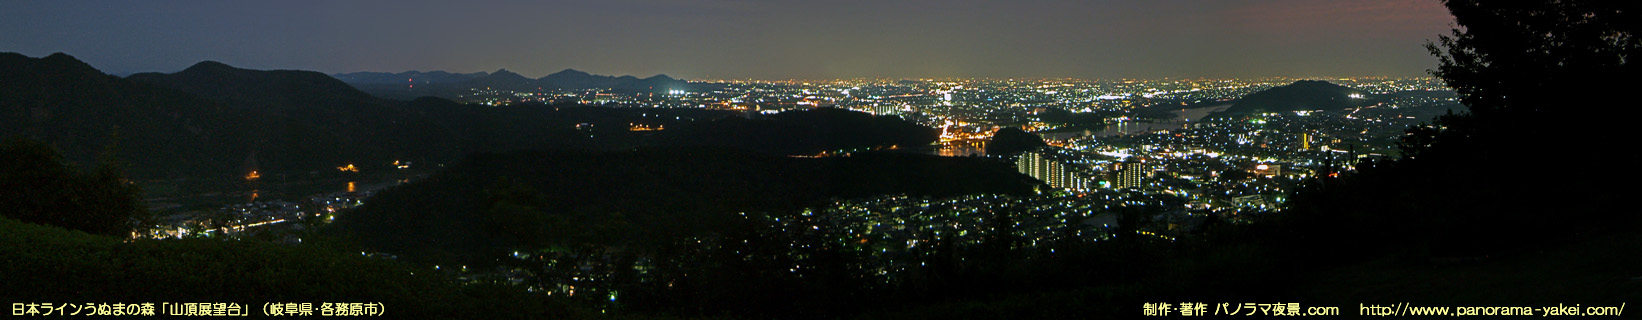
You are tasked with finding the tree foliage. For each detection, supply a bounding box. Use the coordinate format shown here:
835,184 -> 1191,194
0,216 -> 606,320
1428,0 -> 1639,120
0,136 -> 147,236
1415,0 -> 1640,160
331,148 -> 1036,266
1278,0 -> 1638,260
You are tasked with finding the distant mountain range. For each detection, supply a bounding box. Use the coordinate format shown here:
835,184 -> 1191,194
332,70 -> 491,85
0,52 -> 618,179
334,68 -> 697,100
1,52 -> 933,181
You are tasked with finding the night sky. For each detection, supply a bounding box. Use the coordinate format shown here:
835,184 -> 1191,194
1,0 -> 1453,80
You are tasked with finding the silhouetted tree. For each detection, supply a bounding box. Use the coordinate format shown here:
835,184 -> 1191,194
1429,1 -> 1638,118
0,136 -> 147,236
1418,0 -> 1639,156
1277,0 -> 1638,259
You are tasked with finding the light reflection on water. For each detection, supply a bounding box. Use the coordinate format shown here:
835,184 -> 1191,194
1057,103 -> 1236,139
1172,103 -> 1234,122
1094,120 -> 1185,137
936,140 -> 986,157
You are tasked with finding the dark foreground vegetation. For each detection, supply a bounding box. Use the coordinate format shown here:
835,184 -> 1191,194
2,1 -> 1637,319
333,148 -> 1035,266
0,216 -> 617,319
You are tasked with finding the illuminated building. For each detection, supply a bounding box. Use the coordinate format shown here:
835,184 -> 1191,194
1016,150 -> 1091,192
1233,195 -> 1269,208
869,104 -> 909,116
1111,160 -> 1149,189
1253,163 -> 1281,177
628,123 -> 664,131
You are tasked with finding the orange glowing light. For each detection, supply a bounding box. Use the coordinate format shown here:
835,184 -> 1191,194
628,123 -> 664,131
245,170 -> 261,181
337,164 -> 359,172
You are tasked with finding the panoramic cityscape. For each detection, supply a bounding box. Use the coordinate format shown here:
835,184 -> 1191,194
2,1 -> 1635,319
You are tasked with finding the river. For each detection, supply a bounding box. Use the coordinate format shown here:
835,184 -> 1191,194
1170,103 -> 1234,122
1045,103 -> 1234,139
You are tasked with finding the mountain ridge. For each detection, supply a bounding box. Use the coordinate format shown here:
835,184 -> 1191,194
1,52 -> 252,179
131,60 -> 379,108
2,52 -> 937,181
333,67 -> 694,100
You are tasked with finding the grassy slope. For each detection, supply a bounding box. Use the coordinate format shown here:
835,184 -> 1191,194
0,216 -> 606,319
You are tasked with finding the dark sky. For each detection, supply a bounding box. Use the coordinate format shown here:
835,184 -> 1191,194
1,0 -> 1453,80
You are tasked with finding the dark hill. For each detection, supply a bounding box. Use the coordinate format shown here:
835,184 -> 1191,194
127,60 -> 466,177
332,147 -> 1036,265
1,52 -> 251,178
3,52 -> 946,181
663,107 -> 938,155
335,68 -> 698,100
537,68 -> 688,91
0,216 -> 598,319
628,74 -> 688,92
467,68 -> 535,91
20,52 -> 107,78
129,61 -> 378,107
332,71 -> 488,100
1223,80 -> 1375,113
3,53 -> 645,179
332,70 -> 487,85
986,127 -> 1047,155
538,68 -> 605,87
